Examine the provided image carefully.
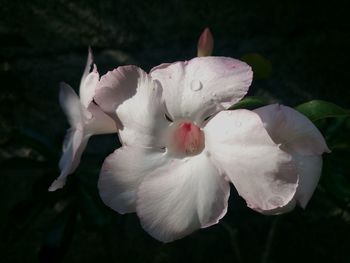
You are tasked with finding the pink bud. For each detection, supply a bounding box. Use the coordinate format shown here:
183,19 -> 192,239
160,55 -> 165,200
197,27 -> 214,57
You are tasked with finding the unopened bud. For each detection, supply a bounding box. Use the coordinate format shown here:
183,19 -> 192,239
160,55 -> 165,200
197,27 -> 214,57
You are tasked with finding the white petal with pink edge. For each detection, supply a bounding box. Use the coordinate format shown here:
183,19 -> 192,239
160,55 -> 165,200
254,104 -> 330,155
254,104 -> 329,208
150,56 -> 253,125
94,66 -> 144,128
136,153 -> 230,243
204,110 -> 298,213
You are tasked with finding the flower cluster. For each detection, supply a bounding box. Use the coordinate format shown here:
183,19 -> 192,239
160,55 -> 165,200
50,30 -> 329,242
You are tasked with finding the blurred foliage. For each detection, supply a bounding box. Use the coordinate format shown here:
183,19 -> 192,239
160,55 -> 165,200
241,53 -> 272,79
1,0 -> 350,262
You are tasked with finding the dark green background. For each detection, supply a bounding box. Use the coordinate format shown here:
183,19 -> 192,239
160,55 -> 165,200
1,0 -> 349,262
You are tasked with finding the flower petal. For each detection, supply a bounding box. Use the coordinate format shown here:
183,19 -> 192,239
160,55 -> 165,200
98,146 -> 168,214
49,128 -> 90,191
293,154 -> 322,208
136,153 -> 230,243
59,82 -> 83,128
116,70 -> 169,148
150,56 -> 252,125
204,110 -> 298,213
79,48 -> 99,108
80,47 -> 94,91
94,66 -> 144,128
80,65 -> 99,109
85,102 -> 118,135
254,104 -> 330,155
254,104 -> 328,208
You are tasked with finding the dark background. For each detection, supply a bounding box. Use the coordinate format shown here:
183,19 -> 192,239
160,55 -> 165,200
1,0 -> 349,262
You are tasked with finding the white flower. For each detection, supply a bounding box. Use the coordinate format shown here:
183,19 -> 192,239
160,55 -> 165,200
49,49 -> 117,191
94,56 -> 329,242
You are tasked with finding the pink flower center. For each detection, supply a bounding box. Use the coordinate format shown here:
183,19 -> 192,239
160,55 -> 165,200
167,121 -> 205,156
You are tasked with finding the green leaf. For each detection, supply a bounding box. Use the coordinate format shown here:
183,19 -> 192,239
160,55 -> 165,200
241,53 -> 272,79
322,151 -> 350,200
229,96 -> 269,110
295,100 -> 350,122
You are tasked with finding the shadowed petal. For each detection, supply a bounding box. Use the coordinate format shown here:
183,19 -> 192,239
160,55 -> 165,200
86,102 -> 118,135
116,70 -> 169,148
79,48 -> 99,108
254,104 -> 328,208
80,64 -> 99,109
59,82 -> 83,128
49,128 -> 90,191
94,66 -> 143,128
204,110 -> 298,213
254,104 -> 330,155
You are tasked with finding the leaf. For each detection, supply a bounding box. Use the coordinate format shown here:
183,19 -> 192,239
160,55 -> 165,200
321,152 -> 350,200
295,100 -> 350,122
241,53 -> 272,79
229,96 -> 269,110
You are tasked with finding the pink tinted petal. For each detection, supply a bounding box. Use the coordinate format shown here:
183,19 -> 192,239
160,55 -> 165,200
80,65 -> 99,108
136,153 -> 230,243
254,104 -> 330,155
293,154 -> 323,208
98,146 -> 168,214
59,82 -> 83,128
94,66 -> 144,128
116,70 -> 169,147
260,199 -> 296,215
79,48 -> 99,108
204,110 -> 298,212
49,128 -> 90,191
150,57 -> 252,125
85,102 -> 118,135
254,104 -> 328,209
80,47 -> 94,91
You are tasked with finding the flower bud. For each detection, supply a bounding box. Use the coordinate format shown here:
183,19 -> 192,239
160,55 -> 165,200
197,27 -> 214,57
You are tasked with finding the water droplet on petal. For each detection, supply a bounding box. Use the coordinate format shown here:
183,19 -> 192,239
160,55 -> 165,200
236,121 -> 242,127
190,79 -> 203,91
211,92 -> 216,96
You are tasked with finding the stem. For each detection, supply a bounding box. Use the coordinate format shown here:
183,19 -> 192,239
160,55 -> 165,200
221,221 -> 243,263
261,216 -> 280,263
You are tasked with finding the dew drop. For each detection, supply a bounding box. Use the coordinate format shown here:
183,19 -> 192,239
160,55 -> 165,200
211,92 -> 216,96
190,79 -> 203,91
236,121 -> 242,127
